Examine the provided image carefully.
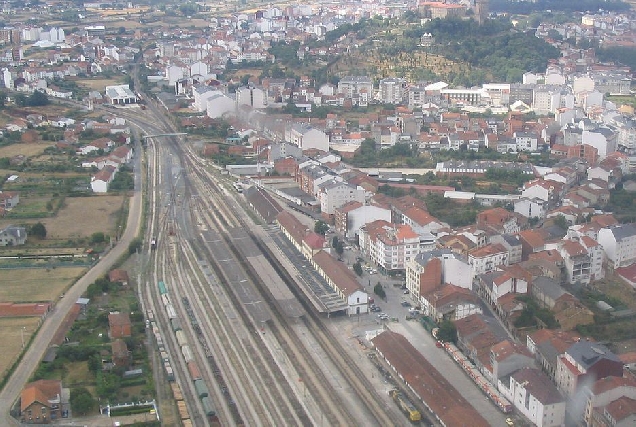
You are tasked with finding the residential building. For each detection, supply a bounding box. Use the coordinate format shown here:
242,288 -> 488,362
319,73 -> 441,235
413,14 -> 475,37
359,220 -> 420,273
597,224 -> 636,268
476,265 -> 530,313
507,368 -> 566,427
527,329 -> 582,380
108,312 -> 132,339
468,243 -> 509,277
555,341 -> 623,399
560,240 -> 592,285
514,197 -> 548,220
490,234 -> 523,265
421,283 -> 481,322
378,77 -> 406,105
490,339 -> 535,385
20,379 -> 63,424
112,339 -> 131,368
476,207 -> 521,234
286,123 -> 329,152
405,249 -> 472,300
0,225 -> 26,246
522,178 -> 565,207
334,203 -> 391,240
90,165 -> 117,193
531,276 -> 568,310
337,76 -> 373,106
318,180 -> 365,216
583,376 -> 636,426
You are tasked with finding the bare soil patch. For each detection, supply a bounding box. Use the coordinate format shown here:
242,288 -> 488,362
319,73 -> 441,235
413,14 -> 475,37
76,78 -> 126,92
42,195 -> 126,240
0,317 -> 43,381
0,266 -> 87,302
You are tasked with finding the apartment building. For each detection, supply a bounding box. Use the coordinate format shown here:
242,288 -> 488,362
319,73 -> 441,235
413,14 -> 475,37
359,220 -> 420,273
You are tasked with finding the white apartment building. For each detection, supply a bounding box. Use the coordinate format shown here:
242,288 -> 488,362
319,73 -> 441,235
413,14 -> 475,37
337,76 -> 373,106
597,224 -> 636,268
286,124 -> 329,152
378,77 -> 406,105
507,368 -> 566,427
559,240 -> 592,285
318,181 -> 365,216
468,243 -> 509,277
513,131 -> 539,151
580,236 -> 605,282
236,86 -> 267,109
359,220 -> 420,273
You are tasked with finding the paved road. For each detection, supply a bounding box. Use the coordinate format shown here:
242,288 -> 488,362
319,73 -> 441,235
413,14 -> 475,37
0,148 -> 144,425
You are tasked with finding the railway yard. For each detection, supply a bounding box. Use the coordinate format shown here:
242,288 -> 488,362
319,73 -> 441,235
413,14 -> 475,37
128,95 -> 405,426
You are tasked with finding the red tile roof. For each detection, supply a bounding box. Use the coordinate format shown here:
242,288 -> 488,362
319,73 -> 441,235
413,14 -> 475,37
372,330 -> 489,427
312,250 -> 362,296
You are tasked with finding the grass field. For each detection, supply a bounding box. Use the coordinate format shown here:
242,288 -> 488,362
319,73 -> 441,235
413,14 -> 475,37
0,317 -> 42,382
0,142 -> 52,158
0,195 -> 126,242
0,266 -> 86,302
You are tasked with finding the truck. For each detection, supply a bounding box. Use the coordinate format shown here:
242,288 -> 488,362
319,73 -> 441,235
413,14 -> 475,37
389,389 -> 421,422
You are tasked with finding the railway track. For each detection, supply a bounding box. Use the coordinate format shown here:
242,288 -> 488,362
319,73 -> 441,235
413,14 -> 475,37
126,87 -> 395,425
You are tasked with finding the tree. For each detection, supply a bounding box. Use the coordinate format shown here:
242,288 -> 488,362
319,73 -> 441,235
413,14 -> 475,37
335,240 -> 344,256
90,232 -> 106,244
26,90 -> 49,107
374,283 -> 386,299
128,237 -> 142,254
353,262 -> 363,276
30,222 -> 47,238
314,220 -> 329,236
437,320 -> 457,344
553,214 -> 569,231
70,387 -> 96,415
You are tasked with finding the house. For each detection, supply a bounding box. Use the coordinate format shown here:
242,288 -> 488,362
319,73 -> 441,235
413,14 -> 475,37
490,339 -> 535,385
468,243 -> 509,277
583,376 -> 636,426
531,276 -> 567,309
555,341 -> 623,399
90,165 -> 117,193
0,225 -> 27,246
597,224 -> 636,269
20,379 -> 63,423
476,207 -> 521,234
527,329 -> 582,380
559,240 -> 592,285
108,312 -> 132,338
506,368 -> 566,427
286,123 -> 329,152
111,339 -> 131,368
108,269 -> 129,286
476,265 -> 531,318
0,191 -> 19,209
518,229 -> 547,261
421,283 -> 481,322
454,313 -> 510,377
490,234 -> 523,265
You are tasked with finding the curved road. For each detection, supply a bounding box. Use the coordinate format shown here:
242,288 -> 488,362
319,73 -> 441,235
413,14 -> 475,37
0,139 -> 144,425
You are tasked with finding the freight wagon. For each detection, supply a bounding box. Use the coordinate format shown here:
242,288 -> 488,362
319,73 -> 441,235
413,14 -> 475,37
164,362 -> 175,382
160,351 -> 170,363
171,318 -> 182,332
181,345 -> 194,363
161,293 -> 172,307
194,379 -> 209,398
177,400 -> 189,420
166,303 -> 177,319
200,396 -> 216,417
158,281 -> 167,295
170,382 -> 183,401
175,330 -> 188,347
187,361 -> 202,381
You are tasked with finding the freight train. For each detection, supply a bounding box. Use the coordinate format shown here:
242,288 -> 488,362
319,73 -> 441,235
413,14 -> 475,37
390,389 -> 421,422
156,280 -> 216,419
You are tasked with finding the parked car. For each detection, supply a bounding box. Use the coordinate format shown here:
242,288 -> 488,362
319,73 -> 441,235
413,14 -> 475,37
403,289 -> 410,294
